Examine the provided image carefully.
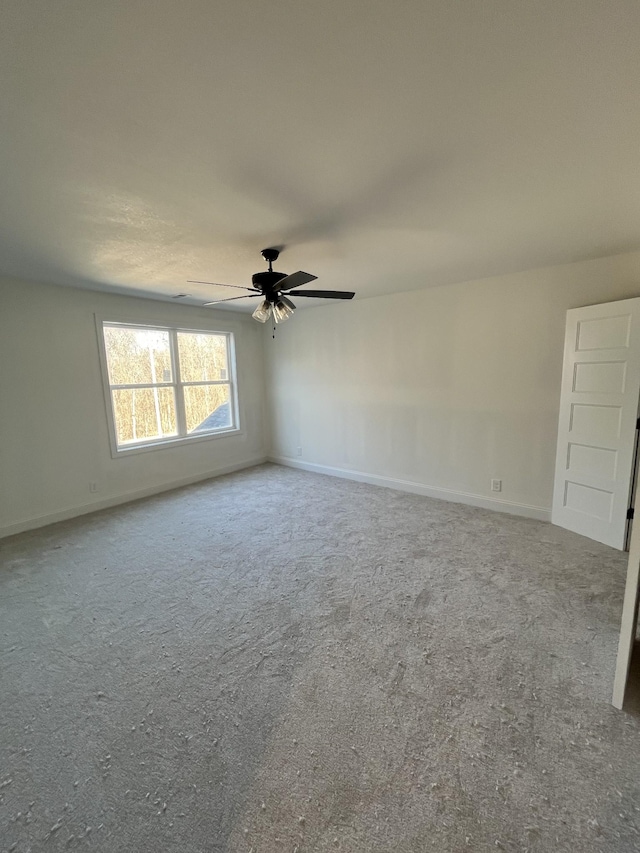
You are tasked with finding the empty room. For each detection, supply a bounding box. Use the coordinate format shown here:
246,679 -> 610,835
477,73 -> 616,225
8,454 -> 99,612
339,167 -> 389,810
2,1 -> 640,851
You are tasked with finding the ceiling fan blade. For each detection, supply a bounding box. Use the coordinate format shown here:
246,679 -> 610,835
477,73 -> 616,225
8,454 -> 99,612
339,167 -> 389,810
203,295 -> 261,306
188,279 -> 258,292
277,271 -> 318,291
287,289 -> 355,300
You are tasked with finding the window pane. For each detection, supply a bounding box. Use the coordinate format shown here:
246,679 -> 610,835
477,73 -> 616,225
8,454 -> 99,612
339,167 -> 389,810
104,326 -> 173,386
177,332 -> 229,382
185,384 -> 232,433
112,388 -> 177,445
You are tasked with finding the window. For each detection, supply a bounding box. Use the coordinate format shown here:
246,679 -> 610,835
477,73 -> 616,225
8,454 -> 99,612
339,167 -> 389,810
100,322 -> 238,452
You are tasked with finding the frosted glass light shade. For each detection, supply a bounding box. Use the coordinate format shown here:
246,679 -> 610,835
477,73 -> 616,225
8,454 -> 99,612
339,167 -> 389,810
252,300 -> 272,323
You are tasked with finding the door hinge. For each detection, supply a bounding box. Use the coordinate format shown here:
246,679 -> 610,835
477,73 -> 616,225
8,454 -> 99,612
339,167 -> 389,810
627,507 -> 635,521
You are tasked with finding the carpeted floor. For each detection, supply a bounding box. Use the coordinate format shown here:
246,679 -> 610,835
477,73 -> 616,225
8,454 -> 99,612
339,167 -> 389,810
1,463 -> 639,852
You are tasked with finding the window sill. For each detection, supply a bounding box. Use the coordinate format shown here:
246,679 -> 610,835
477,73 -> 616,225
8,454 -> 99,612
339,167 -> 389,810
111,426 -> 244,459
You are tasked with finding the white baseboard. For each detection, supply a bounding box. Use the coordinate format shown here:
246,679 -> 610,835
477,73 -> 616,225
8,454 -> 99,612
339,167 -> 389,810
269,455 -> 551,522
0,456 -> 268,539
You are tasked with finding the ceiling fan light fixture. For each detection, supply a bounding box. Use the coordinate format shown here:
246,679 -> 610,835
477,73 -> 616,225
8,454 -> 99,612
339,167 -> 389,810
252,300 -> 272,323
273,299 -> 295,324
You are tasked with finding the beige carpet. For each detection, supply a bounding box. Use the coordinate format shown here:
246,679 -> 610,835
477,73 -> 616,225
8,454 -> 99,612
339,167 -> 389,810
1,463 -> 639,852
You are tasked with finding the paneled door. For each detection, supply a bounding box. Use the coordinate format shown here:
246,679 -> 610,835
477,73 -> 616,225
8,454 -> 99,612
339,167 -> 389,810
552,298 -> 640,549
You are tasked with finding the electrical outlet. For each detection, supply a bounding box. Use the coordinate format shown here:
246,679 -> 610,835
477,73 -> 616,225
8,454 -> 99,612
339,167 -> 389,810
89,482 -> 99,494
296,446 -> 303,457
491,479 -> 502,492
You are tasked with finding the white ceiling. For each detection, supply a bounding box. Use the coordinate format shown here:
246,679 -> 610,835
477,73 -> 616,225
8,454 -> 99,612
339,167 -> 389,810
2,0 -> 640,312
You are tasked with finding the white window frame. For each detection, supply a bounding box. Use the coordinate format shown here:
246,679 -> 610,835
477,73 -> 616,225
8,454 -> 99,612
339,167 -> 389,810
97,319 -> 241,456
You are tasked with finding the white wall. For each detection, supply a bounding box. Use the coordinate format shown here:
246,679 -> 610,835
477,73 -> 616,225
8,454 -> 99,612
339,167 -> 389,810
0,277 -> 267,536
265,251 -> 640,519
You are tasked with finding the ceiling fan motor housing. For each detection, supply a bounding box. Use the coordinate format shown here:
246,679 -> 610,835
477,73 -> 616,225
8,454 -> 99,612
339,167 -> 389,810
252,270 -> 287,299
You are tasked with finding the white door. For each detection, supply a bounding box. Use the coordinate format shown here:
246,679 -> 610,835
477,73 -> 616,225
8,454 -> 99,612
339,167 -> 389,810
552,297 -> 640,550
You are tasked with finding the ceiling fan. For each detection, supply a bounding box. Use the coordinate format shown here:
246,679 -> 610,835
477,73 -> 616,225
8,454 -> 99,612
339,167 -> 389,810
188,247 -> 355,325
